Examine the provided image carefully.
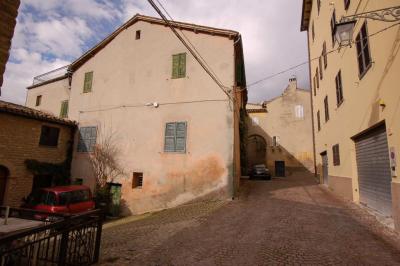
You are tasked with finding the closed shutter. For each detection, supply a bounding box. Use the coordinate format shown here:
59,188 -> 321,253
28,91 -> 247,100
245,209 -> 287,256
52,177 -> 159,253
175,122 -> 187,152
83,72 -> 93,93
60,100 -> 69,118
164,122 -> 187,152
355,124 -> 392,216
164,123 -> 176,152
172,55 -> 179,78
179,53 -> 186,77
172,53 -> 186,78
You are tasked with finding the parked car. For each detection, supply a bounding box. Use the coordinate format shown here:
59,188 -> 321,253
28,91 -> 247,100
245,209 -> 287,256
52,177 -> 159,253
22,185 -> 95,216
249,164 -> 271,180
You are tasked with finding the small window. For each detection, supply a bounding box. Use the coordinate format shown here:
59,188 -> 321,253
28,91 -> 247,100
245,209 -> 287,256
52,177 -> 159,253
132,172 -> 143,189
295,105 -> 304,119
356,22 -> 372,78
36,95 -> 42,106
316,68 -> 319,88
164,122 -> 187,153
272,136 -> 280,147
344,0 -> 350,10
135,30 -> 141,40
39,125 -> 60,147
311,21 -> 315,42
319,56 -> 323,80
332,144 -> 340,166
83,71 -> 93,93
77,126 -> 97,152
330,10 -> 336,46
172,53 -> 186,79
317,110 -> 321,131
323,41 -> 327,68
60,100 -> 69,118
324,96 -> 330,122
317,0 -> 321,14
313,76 -> 317,96
335,71 -> 344,106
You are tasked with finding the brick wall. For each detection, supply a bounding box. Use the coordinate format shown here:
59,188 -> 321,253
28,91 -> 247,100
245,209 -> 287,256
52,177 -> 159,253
0,113 -> 74,206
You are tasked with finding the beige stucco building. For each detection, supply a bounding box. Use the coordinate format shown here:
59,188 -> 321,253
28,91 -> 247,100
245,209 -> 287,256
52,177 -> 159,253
246,78 -> 313,176
301,0 -> 400,230
25,14 -> 246,215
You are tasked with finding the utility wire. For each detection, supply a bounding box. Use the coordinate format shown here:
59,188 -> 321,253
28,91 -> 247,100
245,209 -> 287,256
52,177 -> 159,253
147,0 -> 233,101
247,21 -> 400,88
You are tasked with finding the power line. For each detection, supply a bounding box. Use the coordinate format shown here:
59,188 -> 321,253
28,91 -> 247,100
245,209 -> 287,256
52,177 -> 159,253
247,21 -> 400,88
147,0 -> 233,101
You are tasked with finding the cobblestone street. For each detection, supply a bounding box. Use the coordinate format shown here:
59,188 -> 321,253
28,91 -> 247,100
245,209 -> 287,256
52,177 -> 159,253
100,173 -> 400,265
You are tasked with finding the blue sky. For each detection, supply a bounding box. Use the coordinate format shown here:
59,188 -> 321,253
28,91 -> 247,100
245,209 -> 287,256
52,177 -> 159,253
1,0 -> 309,104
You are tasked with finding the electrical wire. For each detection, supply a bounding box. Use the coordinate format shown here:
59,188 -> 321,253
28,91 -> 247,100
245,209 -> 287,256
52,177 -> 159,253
247,21 -> 400,88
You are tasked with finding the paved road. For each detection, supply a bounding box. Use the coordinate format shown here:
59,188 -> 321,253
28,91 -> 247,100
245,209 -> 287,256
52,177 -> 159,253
100,172 -> 400,265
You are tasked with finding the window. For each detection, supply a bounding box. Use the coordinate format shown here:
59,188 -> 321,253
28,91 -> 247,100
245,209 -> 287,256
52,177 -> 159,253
316,68 -> 319,88
319,56 -> 323,80
330,10 -> 336,46
60,100 -> 69,118
344,0 -> 350,10
272,136 -> 280,147
332,144 -> 340,166
164,122 -> 187,152
317,110 -> 321,131
313,76 -> 316,96
323,41 -> 327,68
172,53 -> 186,79
324,96 -> 330,122
39,126 -> 60,147
36,95 -> 42,106
132,172 -> 143,189
317,0 -> 321,14
77,127 -> 97,152
135,30 -> 141,40
312,21 -> 315,42
356,22 -> 372,78
295,105 -> 304,119
83,71 -> 93,93
335,71 -> 344,106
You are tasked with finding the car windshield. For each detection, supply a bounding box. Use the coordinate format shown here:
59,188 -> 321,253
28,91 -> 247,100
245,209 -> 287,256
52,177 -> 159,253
29,190 -> 57,206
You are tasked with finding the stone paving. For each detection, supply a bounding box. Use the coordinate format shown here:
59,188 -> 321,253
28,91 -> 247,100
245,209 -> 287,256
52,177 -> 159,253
100,172 -> 400,265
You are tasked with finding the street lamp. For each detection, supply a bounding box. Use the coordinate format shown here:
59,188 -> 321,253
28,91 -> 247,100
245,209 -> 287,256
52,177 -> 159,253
334,5 -> 400,47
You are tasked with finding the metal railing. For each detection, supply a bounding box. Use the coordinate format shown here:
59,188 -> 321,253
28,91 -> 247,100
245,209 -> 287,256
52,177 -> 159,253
32,65 -> 70,86
0,208 -> 103,266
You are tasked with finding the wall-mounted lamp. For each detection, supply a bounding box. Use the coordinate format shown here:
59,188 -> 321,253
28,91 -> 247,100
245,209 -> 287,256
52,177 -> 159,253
145,102 -> 159,108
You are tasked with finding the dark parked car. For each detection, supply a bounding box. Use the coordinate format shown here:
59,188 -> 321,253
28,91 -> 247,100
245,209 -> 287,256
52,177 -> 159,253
249,164 -> 271,180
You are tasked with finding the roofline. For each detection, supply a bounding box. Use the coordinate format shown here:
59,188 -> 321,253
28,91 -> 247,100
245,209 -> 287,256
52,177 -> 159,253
27,74 -> 69,90
69,14 -> 240,72
300,0 -> 312,31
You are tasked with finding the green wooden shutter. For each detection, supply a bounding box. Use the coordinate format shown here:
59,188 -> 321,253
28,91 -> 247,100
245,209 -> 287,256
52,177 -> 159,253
60,100 -> 69,118
172,55 -> 179,79
164,123 -> 176,152
179,53 -> 186,77
175,122 -> 187,152
83,72 -> 93,93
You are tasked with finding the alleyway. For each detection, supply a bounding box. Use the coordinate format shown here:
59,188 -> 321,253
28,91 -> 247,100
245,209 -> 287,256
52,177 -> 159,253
100,173 -> 400,265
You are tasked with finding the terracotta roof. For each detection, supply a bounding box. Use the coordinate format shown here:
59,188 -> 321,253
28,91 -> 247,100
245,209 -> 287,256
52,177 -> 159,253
0,100 -> 76,126
300,0 -> 312,31
69,14 -> 240,72
247,108 -> 267,114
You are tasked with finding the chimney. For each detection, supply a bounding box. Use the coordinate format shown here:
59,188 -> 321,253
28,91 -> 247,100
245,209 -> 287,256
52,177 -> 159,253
288,77 -> 297,91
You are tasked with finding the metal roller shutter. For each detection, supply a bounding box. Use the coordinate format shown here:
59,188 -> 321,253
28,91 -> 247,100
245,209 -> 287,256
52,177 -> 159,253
355,124 -> 392,216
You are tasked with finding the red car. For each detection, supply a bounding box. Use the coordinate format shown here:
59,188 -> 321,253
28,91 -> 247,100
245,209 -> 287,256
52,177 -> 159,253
23,185 -> 95,215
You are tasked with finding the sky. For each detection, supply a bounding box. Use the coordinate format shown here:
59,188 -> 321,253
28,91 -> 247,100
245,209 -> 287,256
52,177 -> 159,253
0,0 -> 310,105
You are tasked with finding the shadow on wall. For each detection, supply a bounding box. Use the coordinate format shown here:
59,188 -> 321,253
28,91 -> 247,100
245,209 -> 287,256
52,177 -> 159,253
245,117 -> 314,178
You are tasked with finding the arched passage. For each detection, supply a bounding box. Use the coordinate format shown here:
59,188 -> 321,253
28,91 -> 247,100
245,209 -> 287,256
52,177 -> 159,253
246,134 -> 267,171
0,165 -> 9,205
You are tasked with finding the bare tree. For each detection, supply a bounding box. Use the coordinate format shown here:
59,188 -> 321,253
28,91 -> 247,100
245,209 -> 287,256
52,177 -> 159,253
89,129 -> 125,189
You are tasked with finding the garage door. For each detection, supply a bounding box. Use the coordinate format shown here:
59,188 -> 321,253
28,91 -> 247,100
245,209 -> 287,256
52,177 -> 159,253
355,124 -> 392,216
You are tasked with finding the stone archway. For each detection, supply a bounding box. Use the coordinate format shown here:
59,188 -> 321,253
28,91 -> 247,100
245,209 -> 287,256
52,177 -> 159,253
246,134 -> 267,171
0,165 -> 9,205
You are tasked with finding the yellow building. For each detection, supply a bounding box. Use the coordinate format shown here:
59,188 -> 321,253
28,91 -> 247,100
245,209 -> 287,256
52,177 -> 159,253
301,0 -> 400,230
246,78 -> 314,177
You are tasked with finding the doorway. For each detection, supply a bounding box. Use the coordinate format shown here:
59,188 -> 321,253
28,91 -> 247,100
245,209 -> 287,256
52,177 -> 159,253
0,165 -> 9,205
321,152 -> 328,185
275,161 -> 285,177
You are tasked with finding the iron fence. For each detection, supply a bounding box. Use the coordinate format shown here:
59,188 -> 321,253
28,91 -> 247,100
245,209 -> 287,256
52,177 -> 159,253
0,208 -> 103,266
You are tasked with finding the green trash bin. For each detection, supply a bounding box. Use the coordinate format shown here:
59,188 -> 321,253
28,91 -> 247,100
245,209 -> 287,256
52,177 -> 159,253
107,182 -> 122,217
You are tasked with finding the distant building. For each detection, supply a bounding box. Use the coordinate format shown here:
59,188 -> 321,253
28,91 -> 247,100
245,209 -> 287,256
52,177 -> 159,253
0,100 -> 76,206
246,78 -> 313,176
301,0 -> 400,230
25,14 -> 247,215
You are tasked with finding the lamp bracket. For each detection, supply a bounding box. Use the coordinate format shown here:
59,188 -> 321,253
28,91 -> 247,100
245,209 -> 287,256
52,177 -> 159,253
341,6 -> 400,23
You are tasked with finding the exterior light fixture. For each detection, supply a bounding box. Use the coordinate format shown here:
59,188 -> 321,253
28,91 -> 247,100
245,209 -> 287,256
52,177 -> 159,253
334,5 -> 400,47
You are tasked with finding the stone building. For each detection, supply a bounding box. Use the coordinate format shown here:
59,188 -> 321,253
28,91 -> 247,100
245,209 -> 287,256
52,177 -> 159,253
25,14 -> 247,215
0,0 -> 20,94
246,78 -> 313,176
0,100 -> 76,206
301,0 -> 400,230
